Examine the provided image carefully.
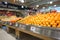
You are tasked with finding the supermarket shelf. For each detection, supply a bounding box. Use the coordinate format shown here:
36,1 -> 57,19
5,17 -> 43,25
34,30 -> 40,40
18,28 -> 55,40
0,20 -> 59,40
3,25 -> 55,40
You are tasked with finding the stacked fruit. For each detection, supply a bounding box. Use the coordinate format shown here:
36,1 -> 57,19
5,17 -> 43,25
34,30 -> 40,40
19,13 -> 60,28
1,16 -> 22,23
10,16 -> 22,23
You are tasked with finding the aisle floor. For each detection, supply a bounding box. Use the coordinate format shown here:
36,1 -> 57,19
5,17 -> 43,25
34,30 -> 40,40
0,29 -> 16,40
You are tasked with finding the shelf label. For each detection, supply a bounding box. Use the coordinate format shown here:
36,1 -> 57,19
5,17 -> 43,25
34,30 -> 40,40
30,26 -> 36,32
10,23 -> 12,25
15,23 -> 18,27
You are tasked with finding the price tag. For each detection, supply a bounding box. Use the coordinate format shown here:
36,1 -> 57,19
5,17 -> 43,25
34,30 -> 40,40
30,26 -> 36,32
10,23 -> 12,25
15,23 -> 18,27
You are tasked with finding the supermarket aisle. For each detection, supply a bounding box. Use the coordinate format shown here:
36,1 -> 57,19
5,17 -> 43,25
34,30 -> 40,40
0,29 -> 16,40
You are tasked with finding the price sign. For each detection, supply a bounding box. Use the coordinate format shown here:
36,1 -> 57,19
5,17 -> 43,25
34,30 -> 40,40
15,23 -> 18,27
10,22 -> 12,25
30,26 -> 36,32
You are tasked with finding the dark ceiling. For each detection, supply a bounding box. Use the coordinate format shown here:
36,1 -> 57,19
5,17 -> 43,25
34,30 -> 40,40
0,0 -> 60,8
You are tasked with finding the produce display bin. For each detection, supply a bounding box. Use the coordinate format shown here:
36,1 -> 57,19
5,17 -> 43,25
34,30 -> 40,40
0,21 -> 60,40
29,25 -> 60,40
18,24 -> 60,40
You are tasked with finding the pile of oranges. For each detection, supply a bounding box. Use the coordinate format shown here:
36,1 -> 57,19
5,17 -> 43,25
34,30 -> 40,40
19,12 -> 60,28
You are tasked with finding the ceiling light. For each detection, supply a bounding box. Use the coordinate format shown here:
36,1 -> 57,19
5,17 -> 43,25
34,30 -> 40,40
50,1 -> 53,4
42,7 -> 45,9
4,2 -> 7,4
54,5 -> 56,7
21,6 -> 24,8
19,0 -> 24,3
36,5 -> 39,7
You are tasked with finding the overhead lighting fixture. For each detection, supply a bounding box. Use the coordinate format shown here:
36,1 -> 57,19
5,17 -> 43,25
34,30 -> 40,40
50,1 -> 53,4
21,6 -> 24,8
54,5 -> 56,7
36,5 -> 39,8
42,7 -> 45,9
19,0 -> 24,3
4,2 -> 7,4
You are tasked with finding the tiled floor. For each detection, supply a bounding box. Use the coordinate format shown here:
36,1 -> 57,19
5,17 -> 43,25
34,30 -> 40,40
0,28 -> 42,40
0,29 -> 16,40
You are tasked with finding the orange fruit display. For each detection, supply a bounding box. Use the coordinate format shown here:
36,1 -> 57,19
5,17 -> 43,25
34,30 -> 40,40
19,12 -> 60,28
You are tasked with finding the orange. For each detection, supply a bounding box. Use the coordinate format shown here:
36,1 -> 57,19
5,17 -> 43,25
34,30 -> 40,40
18,12 -> 60,28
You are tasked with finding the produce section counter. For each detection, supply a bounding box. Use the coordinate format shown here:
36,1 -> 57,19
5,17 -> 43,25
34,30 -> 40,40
6,25 -> 55,40
0,21 -> 57,40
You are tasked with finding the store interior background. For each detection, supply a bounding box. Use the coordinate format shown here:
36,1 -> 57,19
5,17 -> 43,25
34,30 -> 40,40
0,0 -> 60,40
